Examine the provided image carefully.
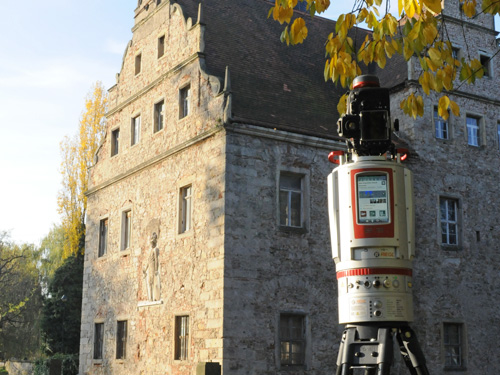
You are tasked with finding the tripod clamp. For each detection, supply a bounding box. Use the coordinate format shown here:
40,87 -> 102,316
336,323 -> 429,375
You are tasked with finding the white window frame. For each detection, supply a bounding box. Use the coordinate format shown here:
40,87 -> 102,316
466,115 -> 480,147
279,173 -> 304,228
116,320 -> 127,360
179,84 -> 191,119
434,106 -> 449,140
153,99 -> 165,133
121,209 -> 132,251
93,321 -> 104,361
98,217 -> 108,257
174,315 -> 189,361
131,114 -> 141,146
440,196 -> 459,247
443,322 -> 466,370
179,185 -> 193,234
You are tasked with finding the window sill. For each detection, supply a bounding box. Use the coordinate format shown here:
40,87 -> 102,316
279,225 -> 307,235
93,360 -> 103,366
120,249 -> 131,257
444,366 -> 466,372
440,244 -> 462,252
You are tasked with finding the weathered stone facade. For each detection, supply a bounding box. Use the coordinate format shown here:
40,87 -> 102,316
79,0 -> 500,374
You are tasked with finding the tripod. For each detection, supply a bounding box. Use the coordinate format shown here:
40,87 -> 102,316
336,323 -> 430,375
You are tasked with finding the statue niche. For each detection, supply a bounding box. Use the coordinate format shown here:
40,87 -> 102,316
143,232 -> 161,301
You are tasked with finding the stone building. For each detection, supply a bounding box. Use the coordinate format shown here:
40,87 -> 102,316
78,0 -> 500,374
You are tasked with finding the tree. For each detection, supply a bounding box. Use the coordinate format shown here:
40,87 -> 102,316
269,0 -> 499,119
58,82 -> 107,258
39,225 -> 66,288
0,232 -> 43,359
40,252 -> 84,355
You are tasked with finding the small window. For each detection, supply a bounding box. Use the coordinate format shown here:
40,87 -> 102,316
451,47 -> 460,60
497,123 -> 500,150
434,107 -> 449,140
94,323 -> 104,360
135,54 -> 142,75
98,218 -> 108,257
279,173 -> 303,228
121,210 -> 132,250
480,54 -> 490,77
179,85 -> 191,119
111,128 -> 120,156
175,316 -> 189,360
440,197 -> 459,246
156,0 -> 162,5
179,185 -> 192,234
116,320 -> 127,360
131,115 -> 141,146
158,35 -> 165,58
443,323 -> 465,370
280,314 -> 306,367
154,100 -> 165,133
466,115 -> 480,147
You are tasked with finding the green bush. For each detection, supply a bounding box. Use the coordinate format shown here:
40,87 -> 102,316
33,354 -> 78,375
0,366 -> 8,375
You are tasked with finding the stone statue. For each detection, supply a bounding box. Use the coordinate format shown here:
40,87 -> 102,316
144,232 -> 160,301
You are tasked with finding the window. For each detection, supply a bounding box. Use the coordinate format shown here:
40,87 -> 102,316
480,54 -> 490,77
154,100 -> 164,132
434,107 -> 449,140
179,85 -> 191,119
111,128 -> 120,156
466,115 -> 480,146
158,35 -> 165,58
280,314 -> 306,367
443,323 -> 465,369
98,218 -> 108,257
175,316 -> 189,360
93,323 -> 104,360
131,115 -> 141,146
440,197 -> 459,246
279,173 -> 303,228
135,53 -> 142,75
156,0 -> 162,4
121,210 -> 132,250
179,185 -> 192,234
116,320 -> 127,360
451,47 -> 460,60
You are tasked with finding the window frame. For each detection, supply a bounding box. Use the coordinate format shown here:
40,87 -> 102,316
465,115 -> 481,147
179,185 -> 193,234
98,218 -> 108,258
442,322 -> 466,371
439,196 -> 461,248
121,209 -> 132,251
179,84 -> 191,120
135,53 -> 142,76
153,99 -> 165,133
131,114 -> 141,146
279,313 -> 307,368
116,320 -> 127,360
174,315 -> 189,361
479,53 -> 492,77
93,322 -> 104,360
279,172 -> 304,229
433,106 -> 449,140
111,128 -> 120,156
157,35 -> 165,59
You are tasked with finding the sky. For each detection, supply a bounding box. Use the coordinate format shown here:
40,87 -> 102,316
0,1 -> 497,246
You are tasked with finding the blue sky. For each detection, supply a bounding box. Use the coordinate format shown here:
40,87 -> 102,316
0,1 -> 497,245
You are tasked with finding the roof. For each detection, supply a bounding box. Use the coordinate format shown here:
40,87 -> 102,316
177,0 -> 408,139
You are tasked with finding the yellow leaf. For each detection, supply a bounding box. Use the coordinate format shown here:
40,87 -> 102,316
337,93 -> 348,116
422,0 -> 442,13
449,100 -> 460,116
290,17 -> 308,44
438,96 -> 450,119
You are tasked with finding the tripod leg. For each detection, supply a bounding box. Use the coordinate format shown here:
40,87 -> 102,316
396,326 -> 430,375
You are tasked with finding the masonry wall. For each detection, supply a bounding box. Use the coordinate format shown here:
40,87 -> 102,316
79,1 -> 227,374
222,125 -> 343,374
388,2 -> 500,372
